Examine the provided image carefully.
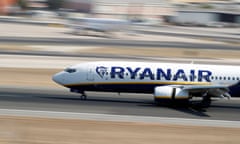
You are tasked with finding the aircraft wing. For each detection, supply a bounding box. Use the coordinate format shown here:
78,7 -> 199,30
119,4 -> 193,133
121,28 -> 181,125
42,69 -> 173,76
174,85 -> 231,99
182,85 -> 229,90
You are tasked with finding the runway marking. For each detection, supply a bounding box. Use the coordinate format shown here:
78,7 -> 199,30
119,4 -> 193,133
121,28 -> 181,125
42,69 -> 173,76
0,109 -> 240,128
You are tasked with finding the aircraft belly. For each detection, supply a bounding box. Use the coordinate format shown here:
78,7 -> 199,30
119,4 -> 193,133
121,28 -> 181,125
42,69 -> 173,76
67,83 -> 164,93
64,80 -> 240,97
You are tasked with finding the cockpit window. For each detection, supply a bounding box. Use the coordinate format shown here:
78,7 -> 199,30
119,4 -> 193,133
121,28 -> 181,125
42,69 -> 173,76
64,68 -> 77,73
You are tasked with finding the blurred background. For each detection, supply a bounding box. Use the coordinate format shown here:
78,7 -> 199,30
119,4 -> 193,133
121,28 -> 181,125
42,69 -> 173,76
0,0 -> 239,59
1,0 -> 240,25
0,1 -> 240,144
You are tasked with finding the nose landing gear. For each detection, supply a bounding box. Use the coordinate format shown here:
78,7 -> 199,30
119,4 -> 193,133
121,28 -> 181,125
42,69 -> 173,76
70,88 -> 87,100
80,92 -> 87,100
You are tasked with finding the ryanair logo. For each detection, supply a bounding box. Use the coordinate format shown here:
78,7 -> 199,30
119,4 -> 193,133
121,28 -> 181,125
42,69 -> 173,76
96,66 -> 108,78
96,66 -> 212,82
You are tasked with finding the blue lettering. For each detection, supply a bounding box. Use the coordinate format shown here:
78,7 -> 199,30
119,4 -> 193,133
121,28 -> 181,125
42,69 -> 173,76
190,70 -> 195,82
198,70 -> 212,82
173,69 -> 188,81
156,68 -> 171,80
108,66 -> 212,82
140,68 -> 154,80
126,67 -> 141,79
111,67 -> 124,79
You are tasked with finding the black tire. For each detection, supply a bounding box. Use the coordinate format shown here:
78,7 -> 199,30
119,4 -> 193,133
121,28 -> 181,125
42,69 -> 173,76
80,95 -> 87,100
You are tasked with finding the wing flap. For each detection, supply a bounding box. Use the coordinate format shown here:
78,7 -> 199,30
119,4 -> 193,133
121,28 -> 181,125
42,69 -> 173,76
183,85 -> 228,91
172,85 -> 230,99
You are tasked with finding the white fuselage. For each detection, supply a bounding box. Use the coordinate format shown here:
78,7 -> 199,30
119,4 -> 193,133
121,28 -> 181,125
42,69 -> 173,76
53,61 -> 240,97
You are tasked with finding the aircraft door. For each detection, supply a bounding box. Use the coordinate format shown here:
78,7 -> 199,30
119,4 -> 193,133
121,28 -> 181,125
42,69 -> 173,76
87,67 -> 94,81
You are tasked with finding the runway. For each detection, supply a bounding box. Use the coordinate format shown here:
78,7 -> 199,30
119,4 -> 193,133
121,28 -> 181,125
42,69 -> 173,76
1,20 -> 240,144
0,22 -> 239,128
1,53 -> 240,127
1,86 -> 240,122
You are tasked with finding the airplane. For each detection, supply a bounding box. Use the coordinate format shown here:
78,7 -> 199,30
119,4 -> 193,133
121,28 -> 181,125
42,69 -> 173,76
67,17 -> 130,35
52,61 -> 240,108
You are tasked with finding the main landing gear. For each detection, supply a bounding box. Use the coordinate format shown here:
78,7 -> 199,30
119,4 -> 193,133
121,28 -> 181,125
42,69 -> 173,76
192,93 -> 212,108
200,95 -> 212,108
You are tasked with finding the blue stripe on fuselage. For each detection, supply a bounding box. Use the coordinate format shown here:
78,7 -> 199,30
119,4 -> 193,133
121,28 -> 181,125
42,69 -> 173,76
66,83 -> 172,93
65,82 -> 210,94
66,81 -> 240,97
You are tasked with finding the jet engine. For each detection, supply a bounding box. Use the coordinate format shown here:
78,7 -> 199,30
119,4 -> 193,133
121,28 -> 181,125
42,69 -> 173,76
154,86 -> 189,105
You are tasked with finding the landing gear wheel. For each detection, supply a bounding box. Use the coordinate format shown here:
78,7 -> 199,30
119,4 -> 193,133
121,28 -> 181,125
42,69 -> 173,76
80,95 -> 87,100
80,92 -> 87,100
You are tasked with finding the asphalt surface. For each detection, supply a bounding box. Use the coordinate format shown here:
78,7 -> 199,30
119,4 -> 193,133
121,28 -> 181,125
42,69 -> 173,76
0,36 -> 239,50
1,87 -> 240,121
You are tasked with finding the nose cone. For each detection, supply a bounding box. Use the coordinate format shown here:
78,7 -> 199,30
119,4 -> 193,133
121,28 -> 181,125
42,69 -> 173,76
52,72 -> 65,85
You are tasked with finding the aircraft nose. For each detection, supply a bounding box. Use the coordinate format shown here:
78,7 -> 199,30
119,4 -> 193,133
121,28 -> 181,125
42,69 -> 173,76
52,72 -> 65,85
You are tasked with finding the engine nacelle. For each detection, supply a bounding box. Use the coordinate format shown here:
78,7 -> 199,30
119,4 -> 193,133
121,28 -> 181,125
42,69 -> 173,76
154,86 -> 189,100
